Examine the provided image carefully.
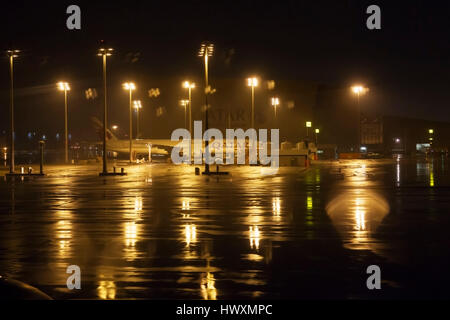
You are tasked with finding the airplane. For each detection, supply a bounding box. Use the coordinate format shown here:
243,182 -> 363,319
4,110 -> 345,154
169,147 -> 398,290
91,117 -> 175,159
91,117 -> 249,159
91,117 -> 316,163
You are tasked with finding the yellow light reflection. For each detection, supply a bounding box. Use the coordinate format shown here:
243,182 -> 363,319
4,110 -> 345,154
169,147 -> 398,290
429,163 -> 435,187
134,196 -> 143,213
248,205 -> 263,225
122,195 -> 143,261
124,221 -> 139,247
55,218 -> 72,258
249,226 -> 261,250
306,195 -> 314,226
182,200 -> 190,211
354,198 -> 366,231
326,190 -> 389,253
307,196 -> 313,211
182,198 -> 192,219
272,197 -> 281,218
184,224 -> 197,247
97,280 -> 116,300
200,272 -> 217,300
315,170 -> 321,184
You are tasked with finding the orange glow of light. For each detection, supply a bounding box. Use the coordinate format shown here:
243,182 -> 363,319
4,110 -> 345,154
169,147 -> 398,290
247,77 -> 259,87
351,85 -> 368,95
57,82 -> 70,91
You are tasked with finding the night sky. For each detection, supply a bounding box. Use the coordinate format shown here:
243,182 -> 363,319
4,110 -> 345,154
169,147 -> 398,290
1,0 -> 450,143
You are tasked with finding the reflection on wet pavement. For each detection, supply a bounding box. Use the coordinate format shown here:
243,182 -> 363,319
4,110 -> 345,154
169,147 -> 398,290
326,188 -> 389,252
1,158 -> 450,299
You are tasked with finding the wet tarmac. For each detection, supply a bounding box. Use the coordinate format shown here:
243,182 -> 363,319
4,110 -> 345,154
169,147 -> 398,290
1,158 -> 450,299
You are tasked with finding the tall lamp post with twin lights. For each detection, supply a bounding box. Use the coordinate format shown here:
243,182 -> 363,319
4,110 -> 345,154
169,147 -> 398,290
183,81 -> 195,135
351,85 -> 369,151
180,99 -> 189,129
57,82 -> 71,163
7,49 -> 20,174
123,82 -> 136,163
97,46 -> 113,175
271,97 -> 280,119
133,100 -> 142,139
198,42 -> 214,174
315,128 -> 320,145
271,97 -> 280,129
306,121 -> 312,139
247,77 -> 258,129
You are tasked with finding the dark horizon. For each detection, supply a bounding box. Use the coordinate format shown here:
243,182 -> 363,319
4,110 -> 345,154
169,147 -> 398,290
1,0 -> 450,142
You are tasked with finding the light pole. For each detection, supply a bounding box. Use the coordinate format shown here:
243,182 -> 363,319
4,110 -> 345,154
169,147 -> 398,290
315,128 -> 320,145
198,42 -> 214,174
306,121 -> 312,138
351,85 -> 368,151
180,100 -> 189,129
97,46 -> 113,175
247,77 -> 258,129
7,49 -> 19,174
183,81 -> 195,135
57,82 -> 71,163
133,100 -> 142,139
271,97 -> 280,122
123,82 -> 136,163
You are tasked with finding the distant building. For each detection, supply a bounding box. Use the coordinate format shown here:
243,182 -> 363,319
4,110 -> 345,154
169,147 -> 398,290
362,116 -> 450,155
312,84 -> 450,157
361,117 -> 383,145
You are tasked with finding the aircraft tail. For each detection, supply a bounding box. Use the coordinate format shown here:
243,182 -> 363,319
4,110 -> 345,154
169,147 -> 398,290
91,117 -> 118,142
